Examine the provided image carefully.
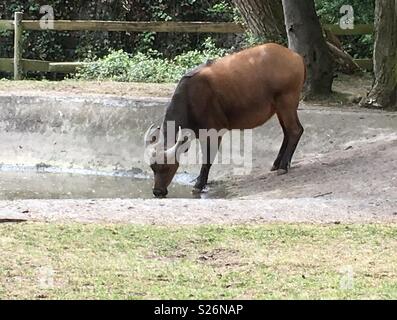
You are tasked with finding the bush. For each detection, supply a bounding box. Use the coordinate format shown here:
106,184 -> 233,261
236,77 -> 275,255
0,0 -> 375,80
315,0 -> 374,24
75,38 -> 228,83
0,0 -> 236,64
315,0 -> 375,58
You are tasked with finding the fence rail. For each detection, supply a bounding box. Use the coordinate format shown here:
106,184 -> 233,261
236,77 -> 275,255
0,14 -> 374,80
1,20 -> 245,33
0,58 -> 86,73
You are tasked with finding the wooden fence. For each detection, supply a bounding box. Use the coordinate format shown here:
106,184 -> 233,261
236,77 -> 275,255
0,12 -> 374,80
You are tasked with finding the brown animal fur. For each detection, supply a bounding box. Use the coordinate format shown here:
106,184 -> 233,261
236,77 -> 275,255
148,43 -> 306,197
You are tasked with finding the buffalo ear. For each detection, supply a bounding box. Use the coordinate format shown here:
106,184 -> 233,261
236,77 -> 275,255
144,124 -> 161,148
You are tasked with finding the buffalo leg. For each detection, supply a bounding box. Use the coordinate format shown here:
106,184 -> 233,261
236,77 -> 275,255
193,137 -> 222,193
277,109 -> 304,175
271,119 -> 288,171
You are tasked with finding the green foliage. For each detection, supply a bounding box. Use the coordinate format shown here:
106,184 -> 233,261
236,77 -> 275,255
75,37 -> 228,83
207,1 -> 236,21
0,0 -> 376,79
315,0 -> 375,58
315,0 -> 375,24
0,0 -> 236,64
239,30 -> 287,49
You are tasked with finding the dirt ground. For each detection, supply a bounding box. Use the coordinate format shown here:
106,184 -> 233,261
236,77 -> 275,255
0,73 -> 371,100
0,79 -> 176,98
0,75 -> 396,225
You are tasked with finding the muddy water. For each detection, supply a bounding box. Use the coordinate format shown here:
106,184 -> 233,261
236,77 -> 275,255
0,171 -> 227,200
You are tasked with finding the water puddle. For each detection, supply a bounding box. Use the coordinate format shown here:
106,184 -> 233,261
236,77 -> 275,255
0,171 -> 227,200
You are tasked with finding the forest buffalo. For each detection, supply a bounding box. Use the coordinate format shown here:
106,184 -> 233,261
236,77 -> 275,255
145,43 -> 306,198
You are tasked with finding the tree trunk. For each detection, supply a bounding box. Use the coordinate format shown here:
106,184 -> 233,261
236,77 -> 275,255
233,0 -> 286,42
361,0 -> 397,110
327,42 -> 361,74
282,0 -> 334,99
324,29 -> 361,74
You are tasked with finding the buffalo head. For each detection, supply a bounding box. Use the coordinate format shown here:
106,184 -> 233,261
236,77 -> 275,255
144,125 -> 186,198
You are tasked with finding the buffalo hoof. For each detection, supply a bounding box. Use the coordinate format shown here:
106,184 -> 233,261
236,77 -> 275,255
277,169 -> 288,176
270,165 -> 279,172
192,187 -> 205,195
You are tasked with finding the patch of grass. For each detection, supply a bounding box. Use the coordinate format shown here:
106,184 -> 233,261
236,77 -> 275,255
0,223 -> 396,300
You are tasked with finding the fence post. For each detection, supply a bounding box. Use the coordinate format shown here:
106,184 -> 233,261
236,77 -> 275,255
14,11 -> 23,80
